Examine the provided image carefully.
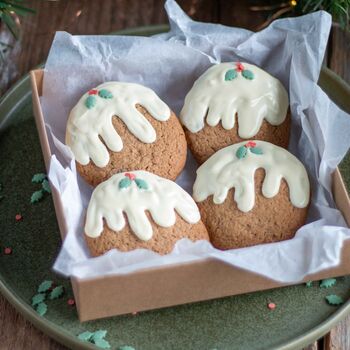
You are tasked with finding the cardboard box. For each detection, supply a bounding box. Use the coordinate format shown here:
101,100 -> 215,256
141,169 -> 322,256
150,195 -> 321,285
30,69 -> 350,322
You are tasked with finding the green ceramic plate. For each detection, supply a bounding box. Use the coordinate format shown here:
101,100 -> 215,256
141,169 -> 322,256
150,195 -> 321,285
1,25 -> 350,350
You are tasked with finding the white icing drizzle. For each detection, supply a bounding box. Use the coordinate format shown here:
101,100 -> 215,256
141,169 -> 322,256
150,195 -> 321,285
180,62 -> 289,138
85,171 -> 201,241
66,82 -> 171,167
193,141 -> 310,212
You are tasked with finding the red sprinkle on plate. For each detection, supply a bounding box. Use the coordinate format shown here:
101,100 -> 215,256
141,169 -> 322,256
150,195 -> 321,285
67,298 -> 75,306
4,247 -> 12,255
267,302 -> 276,310
15,214 -> 22,221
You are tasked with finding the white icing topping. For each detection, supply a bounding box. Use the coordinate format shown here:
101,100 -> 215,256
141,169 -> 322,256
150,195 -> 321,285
66,82 -> 171,167
180,62 -> 289,138
85,171 -> 201,241
193,141 -> 310,212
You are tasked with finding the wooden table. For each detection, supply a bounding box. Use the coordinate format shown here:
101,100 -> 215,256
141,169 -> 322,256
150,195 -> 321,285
0,1 -> 349,349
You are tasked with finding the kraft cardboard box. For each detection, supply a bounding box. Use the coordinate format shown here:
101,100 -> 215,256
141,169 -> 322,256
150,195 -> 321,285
30,69 -> 350,322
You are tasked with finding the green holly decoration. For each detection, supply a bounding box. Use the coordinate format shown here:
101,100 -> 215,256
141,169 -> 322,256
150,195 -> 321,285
78,331 -> 94,341
305,281 -> 313,288
98,89 -> 113,99
325,294 -> 344,306
225,69 -> 238,81
94,338 -> 111,349
31,190 -> 44,203
37,280 -> 53,293
32,293 -> 46,306
49,285 -> 64,300
42,179 -> 51,193
320,278 -> 337,289
32,173 -> 47,183
135,178 -> 148,190
236,146 -> 247,159
36,302 -> 48,316
250,147 -> 263,155
242,69 -> 254,80
119,177 -> 132,189
85,95 -> 97,109
119,346 -> 135,350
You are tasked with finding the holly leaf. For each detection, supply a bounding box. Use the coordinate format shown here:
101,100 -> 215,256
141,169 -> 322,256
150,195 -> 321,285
41,179 -> 51,193
236,146 -> 247,159
224,69 -> 237,81
49,285 -> 64,300
85,95 -> 97,109
118,346 -> 135,350
91,330 -> 107,341
31,190 -> 44,203
320,278 -> 337,289
94,338 -> 111,349
98,89 -> 113,99
242,69 -> 254,80
305,281 -> 313,288
37,280 -> 53,293
32,173 -> 46,183
250,147 -> 263,155
135,178 -> 148,190
78,331 -> 94,342
32,293 -> 46,306
325,294 -> 344,306
36,302 -> 48,316
119,177 -> 132,189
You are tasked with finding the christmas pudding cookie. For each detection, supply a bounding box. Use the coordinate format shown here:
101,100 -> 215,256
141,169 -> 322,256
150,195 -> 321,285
84,170 -> 209,256
66,82 -> 187,186
180,62 -> 290,164
193,141 -> 310,250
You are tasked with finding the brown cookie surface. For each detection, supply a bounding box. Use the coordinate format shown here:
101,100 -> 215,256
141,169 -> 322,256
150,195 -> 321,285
76,105 -> 187,187
197,168 -> 308,250
185,111 -> 291,164
85,212 -> 209,256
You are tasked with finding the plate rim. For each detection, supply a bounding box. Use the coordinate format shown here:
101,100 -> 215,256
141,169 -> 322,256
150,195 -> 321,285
1,24 -> 350,350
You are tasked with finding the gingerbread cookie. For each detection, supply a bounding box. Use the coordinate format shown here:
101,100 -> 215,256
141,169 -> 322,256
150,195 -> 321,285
66,82 -> 187,186
193,141 -> 310,250
84,171 -> 209,256
180,62 -> 290,164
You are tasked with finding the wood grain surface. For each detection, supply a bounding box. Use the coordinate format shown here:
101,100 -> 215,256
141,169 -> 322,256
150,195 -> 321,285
0,1 -> 349,349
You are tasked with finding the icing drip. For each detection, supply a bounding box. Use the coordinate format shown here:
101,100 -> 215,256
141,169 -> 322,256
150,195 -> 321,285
180,62 -> 289,138
85,171 -> 201,241
193,141 -> 310,212
66,82 -> 171,167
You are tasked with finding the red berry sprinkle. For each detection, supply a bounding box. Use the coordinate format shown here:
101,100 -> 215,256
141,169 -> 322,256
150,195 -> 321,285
236,62 -> 245,72
246,141 -> 256,148
15,214 -> 22,221
67,298 -> 75,306
267,302 -> 276,310
88,89 -> 98,95
4,247 -> 12,255
125,173 -> 136,181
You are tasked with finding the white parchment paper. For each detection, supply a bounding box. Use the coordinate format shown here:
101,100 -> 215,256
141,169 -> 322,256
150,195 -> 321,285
41,0 -> 350,283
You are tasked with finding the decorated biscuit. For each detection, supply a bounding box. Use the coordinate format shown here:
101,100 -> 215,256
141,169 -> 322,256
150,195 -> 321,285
180,62 -> 290,164
85,171 -> 209,256
193,141 -> 310,250
66,82 -> 187,186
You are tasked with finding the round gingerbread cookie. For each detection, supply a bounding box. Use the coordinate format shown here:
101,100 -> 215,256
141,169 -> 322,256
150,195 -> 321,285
180,62 -> 290,164
84,170 -> 209,256
66,82 -> 187,187
193,141 -> 310,250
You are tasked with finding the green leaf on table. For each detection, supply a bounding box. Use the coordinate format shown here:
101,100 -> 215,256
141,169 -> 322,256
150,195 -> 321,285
78,331 -> 94,342
320,278 -> 337,289
37,280 -> 53,293
49,285 -> 64,300
36,302 -> 48,316
30,190 -> 44,203
32,173 -> 47,183
325,294 -> 344,306
41,179 -> 51,193
32,293 -> 46,306
91,330 -> 107,341
94,338 -> 111,349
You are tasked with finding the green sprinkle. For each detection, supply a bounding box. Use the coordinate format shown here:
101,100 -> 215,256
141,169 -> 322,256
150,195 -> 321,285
250,147 -> 263,155
36,302 -> 48,316
31,190 -> 44,203
119,177 -> 132,189
94,338 -> 111,349
224,69 -> 238,81
78,331 -> 94,342
119,346 -> 135,350
49,285 -> 64,300
41,179 -> 51,194
37,280 -> 53,293
325,294 -> 344,306
32,173 -> 46,183
92,330 -> 108,341
135,178 -> 148,190
236,146 -> 247,159
320,278 -> 337,289
85,95 -> 97,109
98,89 -> 113,99
305,281 -> 313,288
242,69 -> 254,80
32,293 -> 46,306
